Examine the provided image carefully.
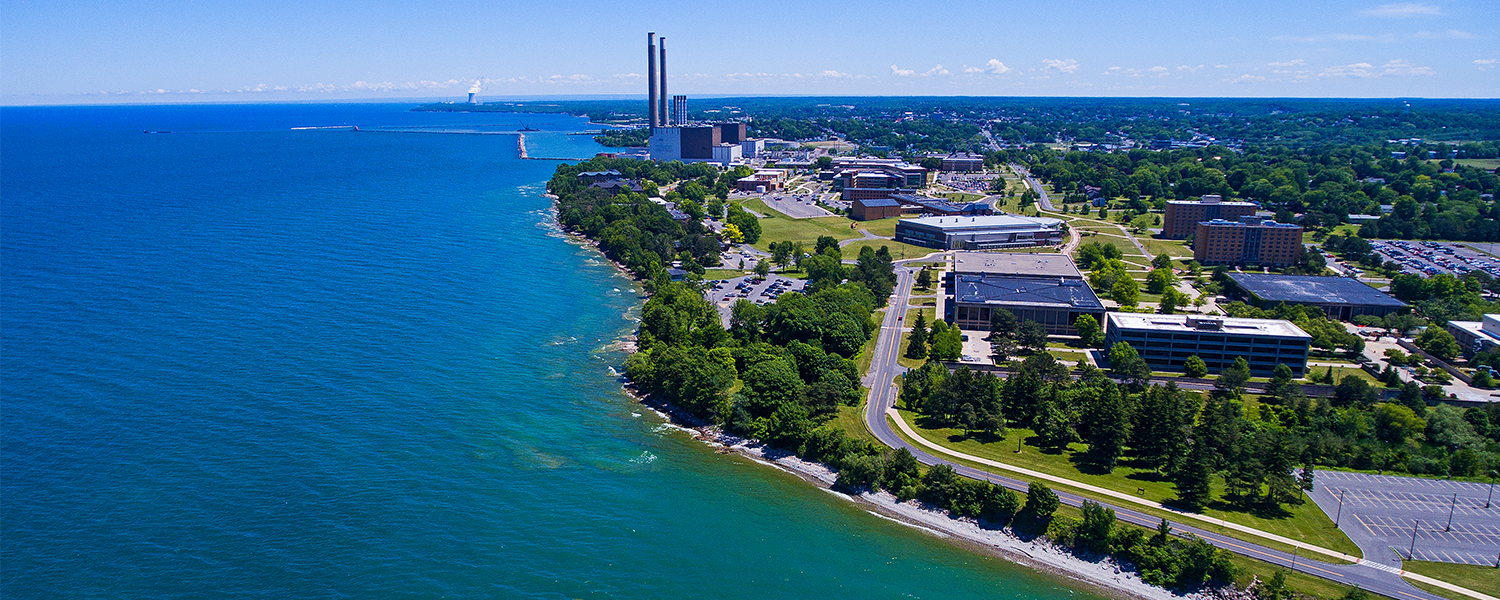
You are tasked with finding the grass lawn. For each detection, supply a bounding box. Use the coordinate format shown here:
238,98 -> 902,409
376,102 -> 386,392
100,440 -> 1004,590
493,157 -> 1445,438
1049,350 -> 1089,363
905,307 -> 936,323
1083,232 -> 1149,260
857,217 -> 901,237
824,402 -> 881,447
740,198 -> 863,251
937,191 -> 985,203
843,238 -> 939,261
1141,237 -> 1192,259
854,311 -> 883,377
896,335 -> 927,369
704,269 -> 748,279
1305,365 -> 1378,384
912,297 -> 936,306
895,409 -> 1363,559
1401,560 -> 1500,600
1452,158 -> 1500,170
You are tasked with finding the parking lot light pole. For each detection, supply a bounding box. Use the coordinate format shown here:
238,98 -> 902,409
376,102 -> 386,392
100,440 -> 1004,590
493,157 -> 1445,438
1446,492 -> 1457,532
1409,520 -> 1420,560
1487,470 -> 1496,509
1334,489 -> 1346,528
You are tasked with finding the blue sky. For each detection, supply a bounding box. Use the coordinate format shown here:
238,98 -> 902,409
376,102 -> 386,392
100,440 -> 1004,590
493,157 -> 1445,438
2,0 -> 1496,104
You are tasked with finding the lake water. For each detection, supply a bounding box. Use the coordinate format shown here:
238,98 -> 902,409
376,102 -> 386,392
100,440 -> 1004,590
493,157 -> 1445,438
1,103 -> 1102,599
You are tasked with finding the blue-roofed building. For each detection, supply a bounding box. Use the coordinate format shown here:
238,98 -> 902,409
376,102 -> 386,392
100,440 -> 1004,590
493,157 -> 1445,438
947,252 -> 1105,335
851,197 -> 903,221
1225,273 -> 1408,321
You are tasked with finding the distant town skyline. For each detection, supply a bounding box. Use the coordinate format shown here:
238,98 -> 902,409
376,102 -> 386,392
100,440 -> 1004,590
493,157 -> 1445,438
3,0 -> 1497,104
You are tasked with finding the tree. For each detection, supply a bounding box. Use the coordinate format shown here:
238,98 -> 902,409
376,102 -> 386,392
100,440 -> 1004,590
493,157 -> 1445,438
1077,501 -> 1116,553
1158,288 -> 1187,314
815,235 -> 841,259
1018,320 -> 1049,353
1415,327 -> 1461,361
754,259 -> 771,277
1174,435 -> 1214,511
1215,356 -> 1251,397
989,308 -> 1019,340
1184,355 -> 1208,378
1108,342 -> 1150,385
905,312 -> 929,360
916,267 -> 933,290
929,320 -> 964,361
1080,380 -> 1130,472
1111,277 -> 1139,307
720,223 -> 745,244
1023,481 -> 1060,519
1146,267 -> 1176,294
1332,374 -> 1379,408
1073,314 -> 1103,348
1152,254 -> 1173,270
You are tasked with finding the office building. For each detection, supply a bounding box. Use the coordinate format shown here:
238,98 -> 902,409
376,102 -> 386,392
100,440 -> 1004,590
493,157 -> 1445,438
1163,195 -> 1258,239
932,152 -> 984,172
735,169 -> 788,193
1104,313 -> 1311,377
948,253 -> 1105,335
1446,315 -> 1500,357
1224,273 -> 1408,320
1192,216 -> 1303,267
851,197 -> 903,220
894,215 -> 1064,250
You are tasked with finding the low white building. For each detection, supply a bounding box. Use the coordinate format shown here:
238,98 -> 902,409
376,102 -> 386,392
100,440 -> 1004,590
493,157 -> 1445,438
894,215 -> 1065,250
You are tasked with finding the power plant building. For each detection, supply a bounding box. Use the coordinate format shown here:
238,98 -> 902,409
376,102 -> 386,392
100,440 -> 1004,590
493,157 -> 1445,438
1104,313 -> 1311,377
946,252 -> 1105,335
642,31 -> 750,166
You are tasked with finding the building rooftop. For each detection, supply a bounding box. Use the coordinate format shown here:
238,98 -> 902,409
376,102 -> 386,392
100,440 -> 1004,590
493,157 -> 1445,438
1167,198 -> 1257,206
955,273 -> 1103,310
855,197 -> 901,207
1198,217 -> 1301,229
1106,313 -> 1310,339
954,252 -> 1083,278
1227,273 -> 1408,307
899,214 -> 1062,231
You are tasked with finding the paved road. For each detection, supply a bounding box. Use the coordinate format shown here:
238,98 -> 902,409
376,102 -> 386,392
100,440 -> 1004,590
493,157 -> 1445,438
1010,164 -> 1056,212
861,264 -> 1456,600
1310,470 -> 1500,567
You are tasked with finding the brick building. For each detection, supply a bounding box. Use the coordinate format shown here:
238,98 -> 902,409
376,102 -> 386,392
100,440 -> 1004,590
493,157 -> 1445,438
1162,195 -> 1257,239
1192,217 -> 1303,267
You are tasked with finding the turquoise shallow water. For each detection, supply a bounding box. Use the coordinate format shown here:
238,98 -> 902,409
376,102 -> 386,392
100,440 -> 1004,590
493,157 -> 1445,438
1,103 -> 1102,599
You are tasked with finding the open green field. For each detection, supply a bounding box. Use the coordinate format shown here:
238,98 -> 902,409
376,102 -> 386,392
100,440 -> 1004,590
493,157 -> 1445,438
825,402 -> 882,447
894,408 -> 1363,558
857,217 -> 901,237
905,307 -> 936,323
1141,237 -> 1192,259
937,191 -> 985,203
704,269 -> 748,279
1452,158 -> 1500,170
1401,560 -> 1500,600
740,198 -> 863,250
1307,365 -> 1379,384
1048,350 -> 1089,363
843,238 -> 939,261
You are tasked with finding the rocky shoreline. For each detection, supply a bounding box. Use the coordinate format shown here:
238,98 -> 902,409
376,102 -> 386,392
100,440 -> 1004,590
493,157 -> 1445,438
556,210 -> 1248,600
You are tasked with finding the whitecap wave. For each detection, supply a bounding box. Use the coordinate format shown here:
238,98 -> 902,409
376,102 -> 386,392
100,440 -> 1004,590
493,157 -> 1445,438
629,451 -> 657,464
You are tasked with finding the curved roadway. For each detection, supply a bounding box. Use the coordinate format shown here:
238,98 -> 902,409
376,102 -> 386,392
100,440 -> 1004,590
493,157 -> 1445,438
862,264 -> 1464,600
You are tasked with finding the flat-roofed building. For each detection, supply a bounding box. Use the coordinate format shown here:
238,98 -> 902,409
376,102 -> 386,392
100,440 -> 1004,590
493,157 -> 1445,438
895,215 -> 1064,250
1193,216 -> 1303,267
948,252 -> 1104,335
888,193 -> 992,217
1446,314 -> 1500,357
830,157 -> 929,188
935,152 -> 984,172
1104,313 -> 1311,376
735,168 -> 789,192
1163,195 -> 1258,239
851,197 -> 903,221
1224,273 -> 1408,320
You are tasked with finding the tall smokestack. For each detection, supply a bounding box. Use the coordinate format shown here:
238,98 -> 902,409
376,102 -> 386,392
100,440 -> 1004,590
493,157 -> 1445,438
659,38 -> 669,126
647,32 -> 657,131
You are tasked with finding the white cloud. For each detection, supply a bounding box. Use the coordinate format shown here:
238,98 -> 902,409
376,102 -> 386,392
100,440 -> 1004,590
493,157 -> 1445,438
1226,74 -> 1268,84
1042,58 -> 1079,73
1361,3 -> 1444,17
963,59 -> 1011,75
890,64 -> 916,77
922,64 -> 950,76
1414,30 -> 1479,39
1269,59 -> 1307,67
1477,58 -> 1498,71
1319,59 -> 1434,78
1176,64 -> 1206,73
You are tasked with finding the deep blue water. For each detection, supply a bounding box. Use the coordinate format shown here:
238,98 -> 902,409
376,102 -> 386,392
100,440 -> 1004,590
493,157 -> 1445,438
1,103 -> 1098,599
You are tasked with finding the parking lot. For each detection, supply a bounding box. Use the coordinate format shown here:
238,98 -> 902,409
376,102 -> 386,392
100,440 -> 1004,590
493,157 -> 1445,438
704,275 -> 808,327
757,192 -> 833,219
1309,470 -> 1500,566
1368,239 -> 1500,278
933,172 -> 1000,195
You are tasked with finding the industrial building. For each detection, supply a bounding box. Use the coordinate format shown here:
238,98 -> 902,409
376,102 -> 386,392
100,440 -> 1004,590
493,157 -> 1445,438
1446,315 -> 1500,357
894,215 -> 1064,250
642,32 -> 752,166
1192,216 -> 1303,267
1224,273 -> 1408,320
947,253 -> 1105,335
1104,313 -> 1311,377
1163,195 -> 1258,239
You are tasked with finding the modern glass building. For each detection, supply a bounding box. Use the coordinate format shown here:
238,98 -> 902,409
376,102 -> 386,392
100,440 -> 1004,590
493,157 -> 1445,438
1103,313 -> 1311,377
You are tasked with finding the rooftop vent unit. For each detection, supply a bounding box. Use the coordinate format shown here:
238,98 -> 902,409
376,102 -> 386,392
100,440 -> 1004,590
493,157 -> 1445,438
1185,316 -> 1224,330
